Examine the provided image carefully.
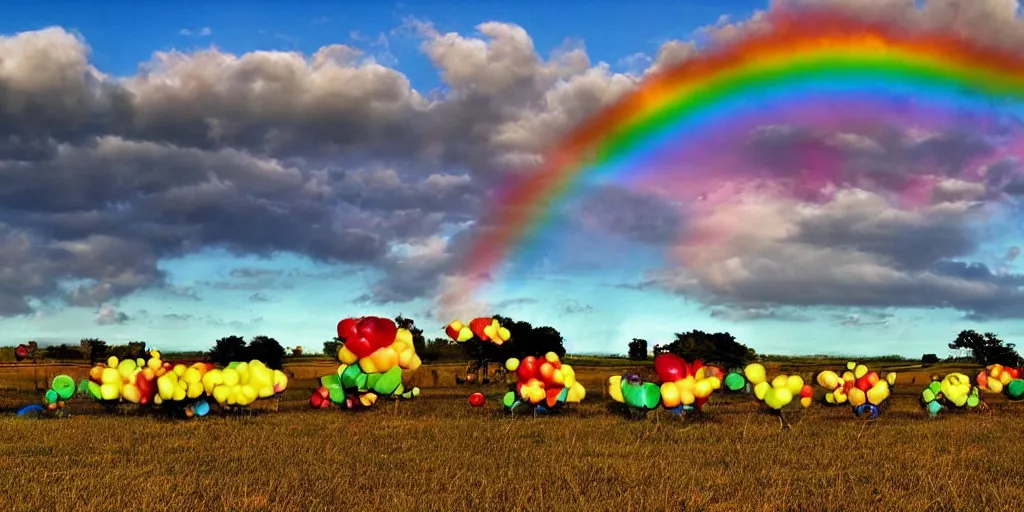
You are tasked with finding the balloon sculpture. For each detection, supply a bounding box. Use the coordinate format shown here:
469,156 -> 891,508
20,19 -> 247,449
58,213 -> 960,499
976,364 -> 1024,400
816,362 -> 897,419
310,316 -> 422,410
726,363 -> 812,428
81,351 -> 288,417
446,318 -> 511,345
920,373 -> 983,417
502,352 -> 585,415
607,353 -> 723,418
16,374 -> 78,418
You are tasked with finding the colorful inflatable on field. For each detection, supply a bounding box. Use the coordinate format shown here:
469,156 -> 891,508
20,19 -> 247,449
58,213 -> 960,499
920,373 -> 983,417
81,351 -> 288,417
976,364 -> 1024,400
607,353 -> 723,417
310,316 -> 421,409
16,374 -> 78,418
445,318 -> 511,345
502,352 -> 585,415
816,362 -> 896,419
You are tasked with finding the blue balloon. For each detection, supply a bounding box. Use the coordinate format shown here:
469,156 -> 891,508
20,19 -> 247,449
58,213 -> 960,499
193,399 -> 210,417
927,400 -> 942,416
665,405 -> 683,416
16,405 -> 44,417
853,404 -> 866,417
864,404 -> 879,419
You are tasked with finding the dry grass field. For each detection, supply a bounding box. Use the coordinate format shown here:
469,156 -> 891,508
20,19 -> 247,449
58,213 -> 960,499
1,358 -> 1022,512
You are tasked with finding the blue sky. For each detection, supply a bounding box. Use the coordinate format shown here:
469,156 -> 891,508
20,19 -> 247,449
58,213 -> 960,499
1,0 -> 1022,357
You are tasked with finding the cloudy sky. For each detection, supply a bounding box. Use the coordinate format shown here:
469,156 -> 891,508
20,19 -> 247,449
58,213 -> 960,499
3,0 -> 1024,357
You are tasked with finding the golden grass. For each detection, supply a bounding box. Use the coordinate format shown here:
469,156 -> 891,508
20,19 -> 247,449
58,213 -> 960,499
0,360 -> 1019,511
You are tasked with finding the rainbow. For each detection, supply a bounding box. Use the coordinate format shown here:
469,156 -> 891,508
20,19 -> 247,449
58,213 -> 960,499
458,8 -> 1024,296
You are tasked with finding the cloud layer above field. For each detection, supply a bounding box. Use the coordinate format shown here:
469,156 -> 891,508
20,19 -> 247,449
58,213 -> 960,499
3,0 -> 1024,352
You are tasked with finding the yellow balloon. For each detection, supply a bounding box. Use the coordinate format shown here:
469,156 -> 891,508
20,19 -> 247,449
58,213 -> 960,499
106,356 -> 119,368
825,392 -> 836,404
273,370 -> 289,393
989,379 -> 1004,394
754,381 -> 770,400
544,352 -> 559,363
853,364 -> 868,379
100,383 -> 120,401
679,387 -> 695,405
506,358 -> 520,372
100,367 -> 121,385
866,381 -> 889,405
395,328 -> 413,346
222,369 -> 240,387
816,371 -> 840,389
800,396 -> 812,408
202,369 -> 224,394
694,379 -> 713,399
743,364 -> 767,385
212,386 -> 231,404
338,345 -> 359,364
786,375 -> 804,395
848,387 -> 866,407
771,374 -> 789,389
661,382 -> 681,408
608,376 -> 624,403
707,376 -> 721,390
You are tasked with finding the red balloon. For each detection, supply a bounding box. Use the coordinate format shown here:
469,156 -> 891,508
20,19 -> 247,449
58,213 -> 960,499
344,336 -> 374,359
337,318 -> 358,340
311,391 -> 325,409
538,362 -> 556,385
469,318 -> 493,340
800,385 -> 813,398
517,356 -> 538,381
468,392 -> 486,407
855,375 -> 871,392
358,316 -> 398,352
14,344 -> 29,361
136,375 -> 155,403
654,353 -> 686,382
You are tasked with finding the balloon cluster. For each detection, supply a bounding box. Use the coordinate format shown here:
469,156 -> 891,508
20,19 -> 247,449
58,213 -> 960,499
82,351 -> 288,416
446,318 -> 511,345
816,362 -> 897,419
607,354 -> 723,415
14,343 -> 31,361
921,373 -> 982,416
740,363 -> 813,411
976,364 -> 1024,400
311,317 -> 422,409
502,352 -> 585,413
16,374 -> 78,418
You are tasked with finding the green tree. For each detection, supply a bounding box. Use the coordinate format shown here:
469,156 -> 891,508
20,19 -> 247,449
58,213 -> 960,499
80,338 -> 109,364
248,335 -> 286,369
209,335 -> 248,366
323,337 -> 343,358
628,338 -> 648,360
655,330 -> 756,369
921,353 -> 940,365
948,330 -> 1022,366
43,344 -> 85,360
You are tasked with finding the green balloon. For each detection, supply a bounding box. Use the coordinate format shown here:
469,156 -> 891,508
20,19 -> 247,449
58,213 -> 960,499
724,372 -> 745,391
51,375 -> 75,400
395,384 -> 404,396
922,389 -> 935,402
641,382 -> 661,409
503,391 -> 516,408
44,389 -> 58,404
928,381 -> 941,394
356,373 -> 368,392
227,362 -> 240,369
366,373 -> 381,390
320,373 -> 341,389
621,383 -> 645,408
77,379 -> 90,394
411,387 -> 420,397
1008,379 -> 1024,400
967,394 -> 980,408
87,381 -> 102,400
372,366 -> 402,395
556,387 -> 569,403
341,364 -> 363,389
327,385 -> 345,403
